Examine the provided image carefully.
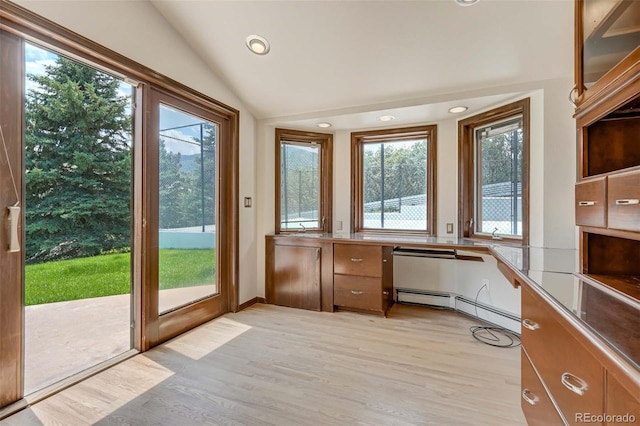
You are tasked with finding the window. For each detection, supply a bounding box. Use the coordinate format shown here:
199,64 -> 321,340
459,99 -> 530,244
275,129 -> 332,233
351,126 -> 437,234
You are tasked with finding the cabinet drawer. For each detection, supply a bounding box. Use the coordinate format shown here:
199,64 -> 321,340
522,285 -> 604,425
334,275 -> 382,311
575,177 -> 606,228
334,244 -> 382,277
521,349 -> 565,426
608,169 -> 640,232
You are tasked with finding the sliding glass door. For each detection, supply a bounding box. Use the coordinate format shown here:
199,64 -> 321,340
144,88 -> 229,347
0,3 -> 238,409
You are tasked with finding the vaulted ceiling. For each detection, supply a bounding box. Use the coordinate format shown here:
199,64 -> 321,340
151,0 -> 574,127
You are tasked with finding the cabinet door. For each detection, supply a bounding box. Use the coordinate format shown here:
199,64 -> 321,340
606,371 -> 640,425
271,245 -> 321,311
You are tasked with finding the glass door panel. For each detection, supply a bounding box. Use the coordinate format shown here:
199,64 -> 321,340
158,104 -> 218,314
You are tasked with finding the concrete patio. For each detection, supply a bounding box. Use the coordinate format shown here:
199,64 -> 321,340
24,285 -> 215,395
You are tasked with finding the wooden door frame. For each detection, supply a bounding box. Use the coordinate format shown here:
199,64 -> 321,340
0,29 -> 24,409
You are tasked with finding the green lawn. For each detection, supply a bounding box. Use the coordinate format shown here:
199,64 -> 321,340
25,249 -> 216,305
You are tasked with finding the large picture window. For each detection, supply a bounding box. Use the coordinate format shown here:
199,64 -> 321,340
275,129 -> 332,233
459,99 -> 530,244
351,126 -> 437,234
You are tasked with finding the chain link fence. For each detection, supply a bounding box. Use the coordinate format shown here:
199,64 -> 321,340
280,143 -> 320,229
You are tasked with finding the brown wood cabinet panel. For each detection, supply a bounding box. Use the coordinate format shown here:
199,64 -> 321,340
521,348 -> 566,426
581,284 -> 640,366
575,177 -> 607,228
586,118 -> 640,177
381,246 -> 393,310
585,234 -> 640,276
334,275 -> 382,312
606,371 -> 640,425
334,243 -> 382,277
608,169 -> 640,232
522,285 -> 604,425
271,245 -> 321,311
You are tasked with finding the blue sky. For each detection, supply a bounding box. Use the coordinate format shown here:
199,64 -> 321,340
24,42 -> 216,156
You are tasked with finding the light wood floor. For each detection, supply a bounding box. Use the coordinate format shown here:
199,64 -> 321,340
2,303 -> 526,426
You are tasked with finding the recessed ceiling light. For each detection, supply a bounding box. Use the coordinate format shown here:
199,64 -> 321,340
246,35 -> 270,55
448,106 -> 468,114
317,122 -> 332,128
455,0 -> 479,6
378,115 -> 395,122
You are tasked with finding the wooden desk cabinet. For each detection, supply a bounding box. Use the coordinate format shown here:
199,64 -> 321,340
333,243 -> 393,316
520,280 -> 640,426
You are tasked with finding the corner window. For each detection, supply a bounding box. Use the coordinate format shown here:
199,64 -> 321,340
351,126 -> 437,234
459,99 -> 530,244
275,129 -> 332,233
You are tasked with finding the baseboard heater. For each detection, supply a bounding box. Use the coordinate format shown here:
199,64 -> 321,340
395,287 -> 520,333
392,247 -> 484,262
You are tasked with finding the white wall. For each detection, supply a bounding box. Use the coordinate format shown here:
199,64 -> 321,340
16,0 -> 259,305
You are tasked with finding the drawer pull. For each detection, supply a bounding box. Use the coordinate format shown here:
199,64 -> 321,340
522,319 -> 540,331
561,372 -> 588,396
383,290 -> 389,295
350,258 -> 364,262
351,290 -> 364,295
521,389 -> 539,406
578,201 -> 596,207
615,199 -> 639,206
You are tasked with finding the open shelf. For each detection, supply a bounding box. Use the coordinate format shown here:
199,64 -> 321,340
585,93 -> 640,177
585,274 -> 640,301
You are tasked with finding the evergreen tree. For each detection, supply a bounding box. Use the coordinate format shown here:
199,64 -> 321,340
25,56 -> 132,262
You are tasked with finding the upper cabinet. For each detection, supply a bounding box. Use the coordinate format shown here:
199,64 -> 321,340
575,0 -> 640,110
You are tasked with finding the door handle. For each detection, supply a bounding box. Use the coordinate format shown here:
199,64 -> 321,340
8,205 -> 20,253
577,201 -> 596,206
615,199 -> 639,206
561,372 -> 588,396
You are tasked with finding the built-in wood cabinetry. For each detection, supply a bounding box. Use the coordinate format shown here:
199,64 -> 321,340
333,244 -> 393,315
521,285 -> 604,425
520,279 -> 640,425
265,236 -> 335,312
519,4 -> 640,422
574,0 -> 640,107
574,0 -> 640,302
265,236 -> 393,316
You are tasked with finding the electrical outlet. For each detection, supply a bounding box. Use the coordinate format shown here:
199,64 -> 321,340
482,278 -> 490,293
446,223 -> 454,234
336,220 -> 343,231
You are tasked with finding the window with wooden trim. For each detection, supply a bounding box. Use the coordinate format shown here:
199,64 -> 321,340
459,98 -> 530,244
351,125 -> 437,234
275,129 -> 332,233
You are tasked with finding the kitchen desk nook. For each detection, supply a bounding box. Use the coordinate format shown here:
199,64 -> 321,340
265,233 -> 640,425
